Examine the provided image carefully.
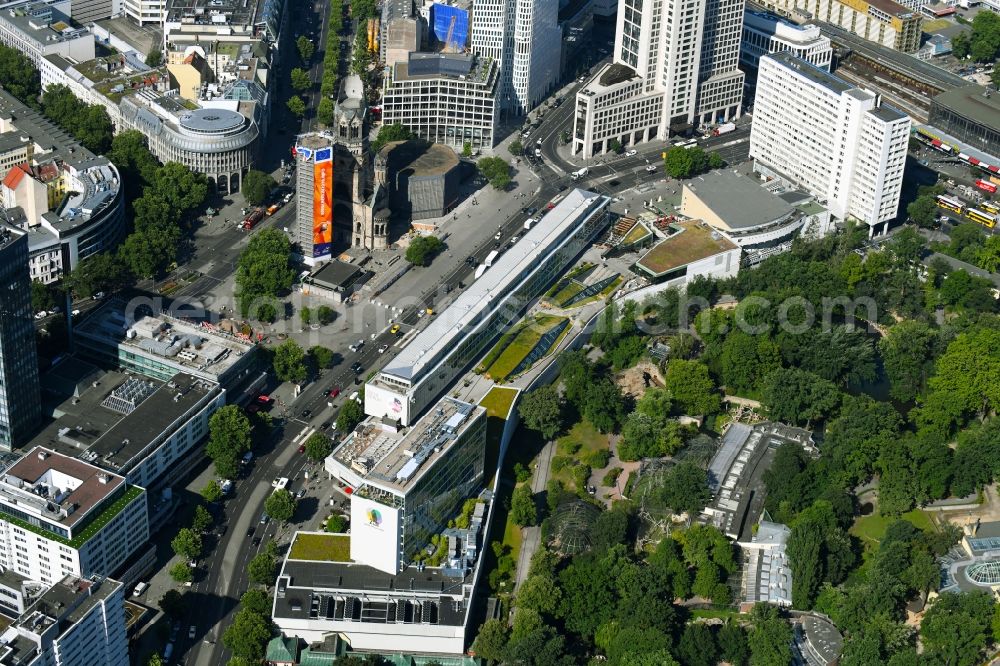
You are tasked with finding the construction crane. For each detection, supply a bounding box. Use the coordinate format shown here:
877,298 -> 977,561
444,14 -> 457,52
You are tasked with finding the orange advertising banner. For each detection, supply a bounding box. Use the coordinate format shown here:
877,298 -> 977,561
313,148 -> 333,258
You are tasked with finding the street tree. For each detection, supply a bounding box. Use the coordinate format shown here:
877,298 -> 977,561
317,97 -> 335,125
316,305 -> 335,325
241,169 -> 276,206
336,399 -> 364,432
290,67 -> 312,92
371,123 -> 413,153
304,432 -> 333,461
519,385 -> 564,439
405,235 -> 445,266
234,228 -> 296,316
510,485 -> 537,527
240,588 -> 271,616
171,528 -> 203,560
509,140 -> 524,156
272,340 -> 308,383
206,406 -> 252,479
265,489 -> 296,523
65,253 -> 128,298
287,95 -> 306,117
201,480 -> 223,503
296,36 -> 315,62
248,543 -> 279,586
0,44 -> 40,104
145,48 -> 162,66
169,562 -> 193,583
192,505 -> 213,533
477,156 -> 512,190
310,345 -> 334,369
222,607 -> 272,661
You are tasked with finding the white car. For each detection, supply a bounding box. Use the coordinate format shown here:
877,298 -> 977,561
378,343 -> 389,353
625,149 -> 638,157
34,311 -> 47,320
646,164 -> 656,172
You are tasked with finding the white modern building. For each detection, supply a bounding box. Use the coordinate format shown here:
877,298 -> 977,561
0,448 -> 148,586
740,10 -> 831,95
326,396 -> 486,575
124,0 -> 164,25
470,0 -> 560,114
0,575 -> 128,666
572,0 -> 745,157
382,52 -> 500,150
274,396 -> 491,656
0,1 -> 95,67
365,189 -> 611,426
749,53 -> 910,233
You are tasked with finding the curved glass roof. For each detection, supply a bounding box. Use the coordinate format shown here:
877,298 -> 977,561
967,560 -> 1000,586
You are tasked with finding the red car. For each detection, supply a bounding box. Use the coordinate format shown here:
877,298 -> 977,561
328,387 -> 341,398
298,443 -> 306,453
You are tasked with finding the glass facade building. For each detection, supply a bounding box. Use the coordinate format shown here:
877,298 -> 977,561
0,226 -> 41,450
367,189 -> 611,426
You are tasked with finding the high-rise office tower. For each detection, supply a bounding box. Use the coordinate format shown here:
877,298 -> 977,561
471,0 -> 560,114
0,225 -> 40,450
573,0 -> 745,158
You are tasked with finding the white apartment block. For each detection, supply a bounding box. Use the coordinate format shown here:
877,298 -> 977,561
740,10 -> 832,75
573,0 -> 745,158
756,0 -> 921,52
0,576 -> 128,666
0,0 -> 95,67
750,53 -> 910,233
470,0 -> 560,114
0,449 -> 149,587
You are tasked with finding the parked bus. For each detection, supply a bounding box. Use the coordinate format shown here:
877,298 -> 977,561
975,179 -> 998,194
981,201 -> 1000,216
935,195 -> 965,214
966,208 -> 997,228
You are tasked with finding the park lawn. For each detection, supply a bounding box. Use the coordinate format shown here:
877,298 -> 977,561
552,418 -> 611,487
850,509 -> 934,552
690,607 -> 742,621
501,499 -> 524,556
288,533 -> 351,562
485,315 -> 567,381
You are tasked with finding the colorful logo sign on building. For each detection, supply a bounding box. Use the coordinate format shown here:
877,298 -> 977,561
312,147 -> 333,258
367,508 -> 382,526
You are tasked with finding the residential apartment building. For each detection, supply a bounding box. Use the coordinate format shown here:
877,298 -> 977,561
755,0 -> 921,52
0,90 -> 126,285
749,53 -> 910,233
0,576 -> 128,666
0,1 -> 95,67
572,0 -> 745,157
0,449 -> 148,585
381,53 -> 499,150
365,189 -> 611,426
470,0 -> 560,113
0,227 -> 40,451
740,10 -> 831,95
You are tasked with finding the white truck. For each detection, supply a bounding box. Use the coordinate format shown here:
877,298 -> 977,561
534,148 -> 542,158
571,168 -> 589,180
484,250 -> 500,267
712,122 -> 736,136
474,264 -> 487,280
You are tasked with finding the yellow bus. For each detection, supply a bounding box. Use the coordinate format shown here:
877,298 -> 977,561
936,195 -> 964,214
981,201 -> 1000,216
966,208 -> 997,229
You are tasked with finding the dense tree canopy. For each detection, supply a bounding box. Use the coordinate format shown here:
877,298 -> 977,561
242,169 -> 276,206
235,228 -> 296,318
405,235 -> 445,266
